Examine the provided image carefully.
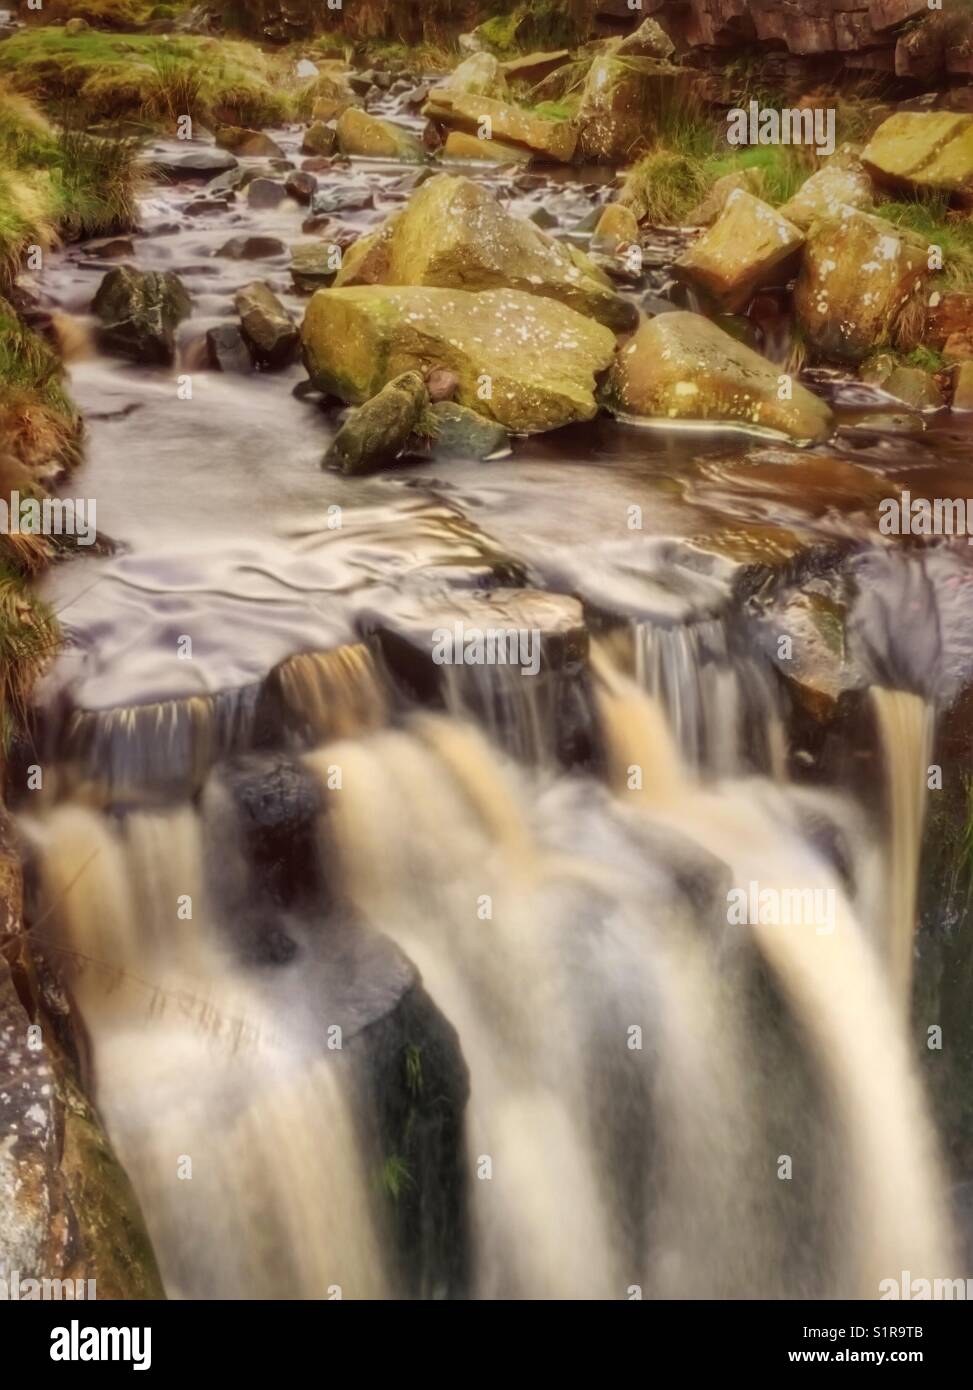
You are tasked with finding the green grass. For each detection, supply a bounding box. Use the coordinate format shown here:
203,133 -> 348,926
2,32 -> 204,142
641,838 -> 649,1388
875,195 -> 973,291
620,141 -> 812,226
0,30 -> 291,126
905,345 -> 947,373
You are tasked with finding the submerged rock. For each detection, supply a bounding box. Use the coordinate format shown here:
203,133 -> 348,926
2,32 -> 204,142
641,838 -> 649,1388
92,267 -> 191,366
674,191 -> 804,314
301,285 -> 617,434
602,310 -> 834,443
332,174 -> 635,332
206,323 -> 253,374
323,370 -> 428,475
215,126 -> 284,158
234,281 -> 299,368
411,401 -> 510,460
862,111 -> 973,194
794,208 -> 929,364
422,90 -> 577,163
154,148 -> 238,181
335,108 -> 425,162
217,234 -> 287,260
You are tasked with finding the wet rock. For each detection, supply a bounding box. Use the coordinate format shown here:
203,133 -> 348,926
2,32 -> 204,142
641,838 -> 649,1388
247,177 -> 286,209
435,52 -> 509,100
575,54 -> 683,163
289,241 -> 342,292
794,208 -> 929,364
442,131 -> 533,164
185,196 -> 232,216
683,169 -> 765,228
206,323 -> 253,374
206,164 -> 247,194
602,310 -> 834,443
952,361 -> 973,410
284,170 -> 317,204
92,266 -> 191,366
335,108 -> 425,162
301,121 -> 337,157
591,203 -> 640,253
778,162 -> 874,230
301,285 -> 617,434
311,183 -> 373,214
215,126 -> 285,158
0,867 -> 163,1300
862,111 -> 973,195
881,365 -> 944,411
234,280 -> 298,368
323,370 -> 428,475
412,401 -> 510,460
154,148 -> 238,182
85,236 -> 136,260
216,755 -> 323,910
422,91 -> 577,163
332,174 -> 635,333
674,191 -> 804,314
217,234 -> 287,259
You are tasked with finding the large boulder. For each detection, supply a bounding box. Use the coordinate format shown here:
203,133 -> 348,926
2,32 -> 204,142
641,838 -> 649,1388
333,174 -> 635,332
794,208 -> 930,364
602,310 -> 834,443
436,52 -> 509,99
617,17 -> 677,60
421,90 -> 577,163
92,267 -> 191,366
324,370 -> 428,475
862,112 -> 973,195
674,191 -> 804,313
575,54 -> 683,163
234,281 -> 299,368
335,108 -> 425,163
153,148 -> 238,182
301,285 -> 617,434
500,50 -> 573,84
778,161 -> 874,230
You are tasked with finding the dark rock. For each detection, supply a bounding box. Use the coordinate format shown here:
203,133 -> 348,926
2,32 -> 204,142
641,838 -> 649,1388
301,121 -> 338,157
217,234 -> 287,259
284,170 -> 317,204
85,237 -> 136,259
92,266 -> 191,366
311,183 -> 374,214
247,177 -> 286,209
412,401 -> 510,460
206,323 -> 253,374
323,371 -> 428,475
154,148 -> 239,181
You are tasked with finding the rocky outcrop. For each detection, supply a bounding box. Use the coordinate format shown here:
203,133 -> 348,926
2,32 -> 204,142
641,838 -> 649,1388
301,285 -> 617,434
92,268 -> 191,367
794,208 -> 929,363
333,174 -> 635,332
602,310 -> 834,443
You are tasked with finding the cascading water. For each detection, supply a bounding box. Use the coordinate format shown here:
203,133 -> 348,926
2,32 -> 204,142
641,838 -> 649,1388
17,633 -> 955,1298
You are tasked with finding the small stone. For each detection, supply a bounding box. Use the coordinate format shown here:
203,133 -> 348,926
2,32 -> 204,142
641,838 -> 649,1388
217,235 -> 287,260
285,171 -> 317,204
247,178 -> 286,209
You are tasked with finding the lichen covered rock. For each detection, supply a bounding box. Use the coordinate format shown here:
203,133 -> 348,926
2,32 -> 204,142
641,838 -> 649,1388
674,191 -> 804,313
301,285 -> 616,434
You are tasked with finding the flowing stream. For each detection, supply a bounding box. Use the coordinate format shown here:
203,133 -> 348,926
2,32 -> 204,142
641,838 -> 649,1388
12,109 -> 973,1299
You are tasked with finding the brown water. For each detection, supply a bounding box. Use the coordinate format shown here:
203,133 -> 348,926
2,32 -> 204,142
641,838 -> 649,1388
13,103 -> 973,1298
